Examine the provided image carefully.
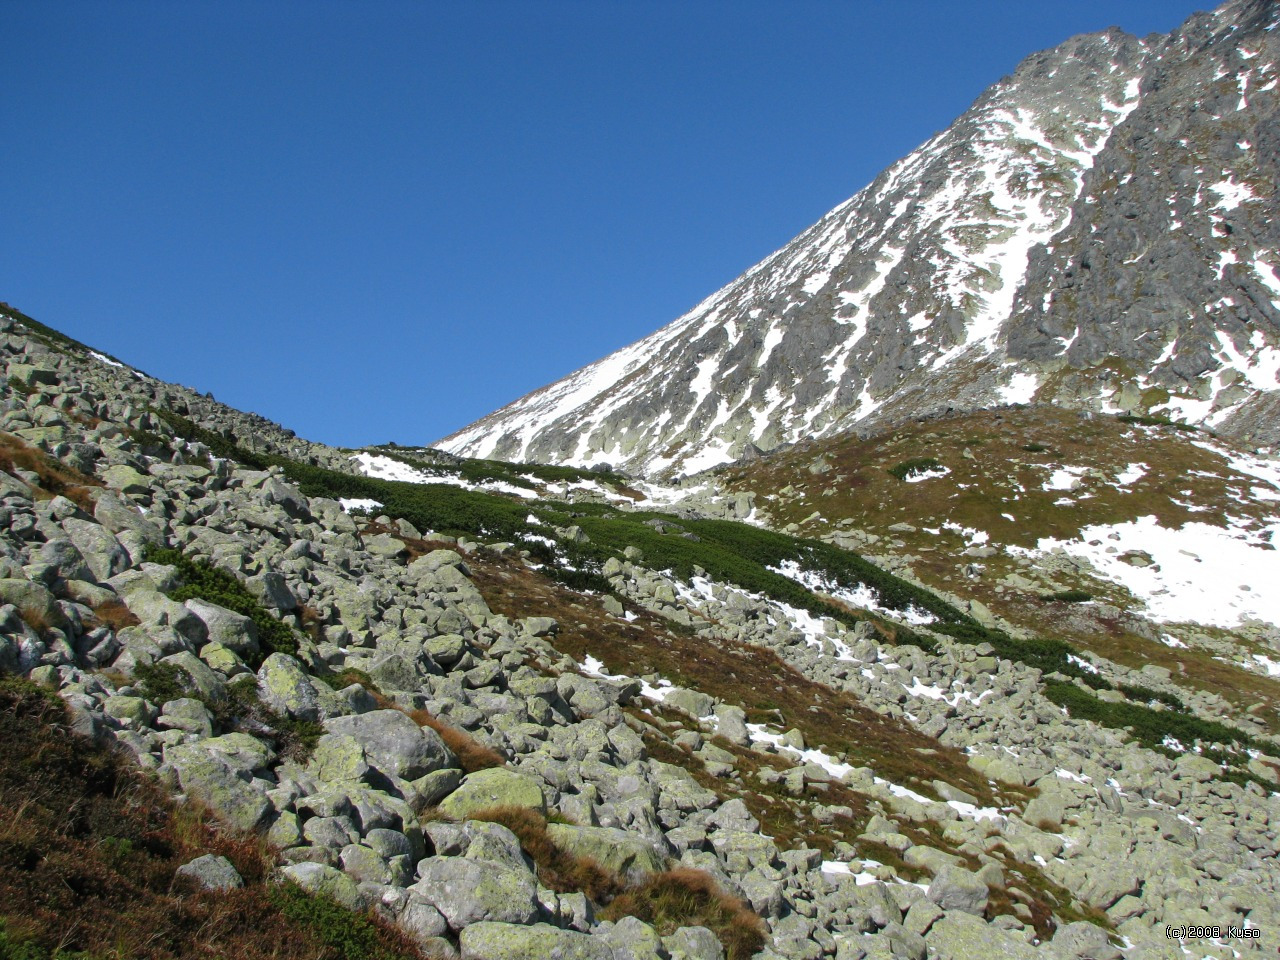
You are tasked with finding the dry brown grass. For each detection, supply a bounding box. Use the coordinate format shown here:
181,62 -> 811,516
600,867 -> 767,960
0,430 -> 101,512
466,549 -> 999,804
408,709 -> 506,773
89,599 -> 141,631
0,674 -> 436,960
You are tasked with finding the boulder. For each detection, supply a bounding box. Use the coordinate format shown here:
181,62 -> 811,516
102,465 -> 151,496
126,590 -> 207,647
664,687 -> 715,720
184,599 -> 259,658
280,862 -> 365,911
307,733 -> 371,784
924,913 -> 1039,960
546,823 -> 665,878
0,578 -> 69,632
257,653 -> 323,721
61,518 -> 131,582
925,864 -> 988,916
663,926 -> 724,960
245,571 -> 297,612
175,854 -> 243,891
1051,920 -> 1122,959
411,856 -> 539,929
458,922 -> 613,960
167,752 -> 270,832
324,709 -> 454,781
438,767 -> 546,819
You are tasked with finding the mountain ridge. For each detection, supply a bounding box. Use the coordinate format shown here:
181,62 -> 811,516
439,0 -> 1280,477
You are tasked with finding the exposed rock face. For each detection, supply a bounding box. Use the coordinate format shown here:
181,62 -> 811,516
440,0 -> 1280,476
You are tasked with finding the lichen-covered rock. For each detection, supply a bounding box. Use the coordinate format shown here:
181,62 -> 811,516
307,733 -> 371,784
437,766 -> 546,819
280,862 -> 365,911
545,823 -> 665,878
175,853 -> 243,891
924,912 -> 1039,960
184,598 -> 259,658
0,578 -> 68,631
411,856 -> 540,930
458,921 -> 614,960
167,751 -> 270,832
925,864 -> 989,916
323,709 -> 454,781
663,925 -> 724,960
257,652 -> 323,721
61,518 -> 131,582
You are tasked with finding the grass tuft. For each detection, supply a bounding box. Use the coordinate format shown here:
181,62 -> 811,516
600,868 -> 766,960
469,806 -> 623,902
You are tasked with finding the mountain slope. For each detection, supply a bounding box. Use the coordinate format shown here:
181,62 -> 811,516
4,303 -> 1280,957
439,0 -> 1280,476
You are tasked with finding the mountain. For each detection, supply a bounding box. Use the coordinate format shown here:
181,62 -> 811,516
1,293 -> 1279,958
439,0 -> 1280,477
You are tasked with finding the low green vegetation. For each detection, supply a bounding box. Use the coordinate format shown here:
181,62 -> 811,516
887,457 -> 943,480
133,665 -> 323,762
146,546 -> 299,663
1042,590 -> 1093,603
267,883 -> 407,960
150,407 -> 1267,780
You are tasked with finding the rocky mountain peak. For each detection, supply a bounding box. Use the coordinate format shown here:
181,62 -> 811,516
439,0 -> 1280,477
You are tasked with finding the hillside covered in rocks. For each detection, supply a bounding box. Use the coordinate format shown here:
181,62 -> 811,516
2,304 -> 1278,960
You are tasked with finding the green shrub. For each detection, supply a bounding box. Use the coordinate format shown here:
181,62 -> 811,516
1045,680 -> 1253,761
1043,590 -> 1093,603
0,920 -> 102,960
267,883 -> 397,960
887,457 -> 943,481
132,661 -> 190,704
146,547 -> 298,663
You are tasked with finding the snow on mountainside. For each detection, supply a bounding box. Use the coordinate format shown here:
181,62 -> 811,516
440,0 -> 1280,477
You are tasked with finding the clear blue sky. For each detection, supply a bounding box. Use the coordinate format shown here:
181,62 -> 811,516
3,1 -> 1209,449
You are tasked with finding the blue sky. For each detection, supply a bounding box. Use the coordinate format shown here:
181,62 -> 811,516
3,1 -> 1209,449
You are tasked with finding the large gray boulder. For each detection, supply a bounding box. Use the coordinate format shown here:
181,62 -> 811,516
0,578 -> 69,632
663,926 -> 724,960
437,767 -> 545,819
280,862 -> 365,911
175,854 -> 243,891
126,590 -> 207,647
324,709 -> 455,781
545,823 -> 665,878
411,856 -> 539,930
925,864 -> 988,916
167,752 -> 270,832
61,518 -> 131,582
257,653 -> 324,721
924,913 -> 1039,960
93,492 -> 164,547
459,922 -> 613,960
1051,920 -> 1122,960
184,598 -> 259,658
